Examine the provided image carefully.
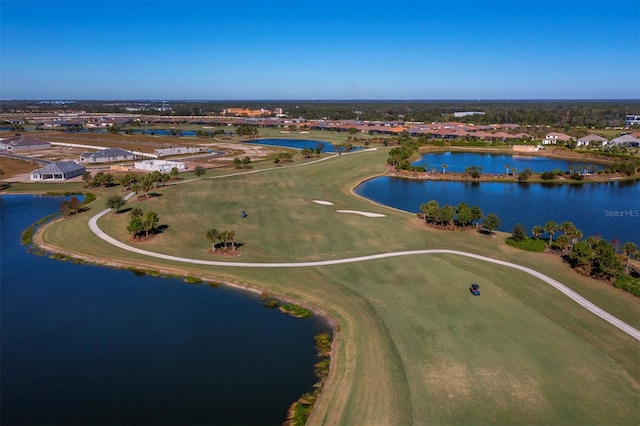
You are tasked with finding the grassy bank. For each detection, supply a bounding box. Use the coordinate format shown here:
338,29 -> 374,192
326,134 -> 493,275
33,146 -> 640,425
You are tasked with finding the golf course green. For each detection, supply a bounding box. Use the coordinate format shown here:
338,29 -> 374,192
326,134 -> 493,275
38,147 -> 639,425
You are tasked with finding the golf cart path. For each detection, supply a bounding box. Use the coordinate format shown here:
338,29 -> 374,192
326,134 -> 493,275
90,201 -> 640,341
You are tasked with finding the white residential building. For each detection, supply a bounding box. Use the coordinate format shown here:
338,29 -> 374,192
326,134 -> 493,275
30,161 -> 86,181
542,132 -> 573,145
576,134 -> 608,147
134,159 -> 186,172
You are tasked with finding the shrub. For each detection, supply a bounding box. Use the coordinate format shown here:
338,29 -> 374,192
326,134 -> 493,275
184,276 -> 202,284
540,171 -> 556,180
279,304 -> 312,318
511,223 -> 527,242
518,168 -> 533,181
83,192 -> 96,204
613,274 -> 640,297
505,237 -> 546,252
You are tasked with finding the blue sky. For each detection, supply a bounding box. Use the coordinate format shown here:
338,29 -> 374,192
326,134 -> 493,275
1,1 -> 638,100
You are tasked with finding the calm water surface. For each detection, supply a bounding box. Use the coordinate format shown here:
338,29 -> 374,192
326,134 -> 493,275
245,138 -> 336,152
356,177 -> 640,246
413,151 -> 605,174
1,195 -> 329,425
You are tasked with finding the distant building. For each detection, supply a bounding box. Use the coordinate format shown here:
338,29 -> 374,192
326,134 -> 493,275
222,108 -> 271,117
30,161 -> 86,181
0,135 -> 51,152
624,115 -> 640,127
453,111 -> 486,118
134,159 -> 186,172
154,147 -> 202,157
542,132 -> 573,145
80,148 -> 135,163
609,134 -> 640,148
577,134 -> 608,147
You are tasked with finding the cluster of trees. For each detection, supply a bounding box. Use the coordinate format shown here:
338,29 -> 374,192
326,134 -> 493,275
333,142 -> 354,154
82,171 -> 115,188
196,129 -> 225,138
127,208 -> 160,239
386,134 -> 421,171
118,171 -> 171,199
602,160 -> 640,176
232,157 -> 252,169
419,200 -> 500,233
235,125 -> 259,138
205,228 -> 238,253
274,152 -> 294,165
510,220 -> 639,295
300,142 -> 326,159
60,196 -> 83,217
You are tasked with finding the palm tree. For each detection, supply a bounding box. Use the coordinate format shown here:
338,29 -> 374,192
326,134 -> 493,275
531,225 -> 544,240
206,228 -> 220,251
226,230 -> 237,251
441,164 -> 448,174
544,221 -> 559,245
556,234 -> 571,254
622,242 -> 638,275
470,206 -> 483,227
560,221 -> 575,237
142,211 -> 159,238
569,228 -> 583,246
505,164 -> 510,175
130,207 -> 143,219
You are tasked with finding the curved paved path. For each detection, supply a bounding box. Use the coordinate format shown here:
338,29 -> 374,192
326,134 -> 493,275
89,203 -> 640,341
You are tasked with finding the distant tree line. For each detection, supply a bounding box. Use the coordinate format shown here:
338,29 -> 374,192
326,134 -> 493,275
4,100 -> 638,127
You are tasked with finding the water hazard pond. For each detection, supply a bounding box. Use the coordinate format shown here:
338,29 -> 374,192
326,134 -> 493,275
356,153 -> 640,246
1,195 -> 329,425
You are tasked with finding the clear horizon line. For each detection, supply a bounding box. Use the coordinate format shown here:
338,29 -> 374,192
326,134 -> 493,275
2,98 -> 640,102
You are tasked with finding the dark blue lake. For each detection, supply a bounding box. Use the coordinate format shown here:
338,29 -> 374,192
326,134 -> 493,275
1,195 -> 329,425
356,177 -> 640,246
412,151 -> 605,174
245,138 -> 338,152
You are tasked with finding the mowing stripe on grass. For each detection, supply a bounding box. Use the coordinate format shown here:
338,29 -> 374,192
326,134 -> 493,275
90,205 -> 640,341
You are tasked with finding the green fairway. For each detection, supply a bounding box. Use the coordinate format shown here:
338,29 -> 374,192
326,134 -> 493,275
36,146 -> 639,425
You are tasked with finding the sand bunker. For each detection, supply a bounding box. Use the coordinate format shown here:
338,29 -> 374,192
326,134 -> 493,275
313,200 -> 334,205
336,210 -> 386,218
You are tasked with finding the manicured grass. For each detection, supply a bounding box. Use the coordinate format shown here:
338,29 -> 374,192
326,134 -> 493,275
37,147 -> 640,425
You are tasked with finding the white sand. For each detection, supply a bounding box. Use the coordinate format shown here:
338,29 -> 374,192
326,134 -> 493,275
336,210 -> 386,218
313,200 -> 334,205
